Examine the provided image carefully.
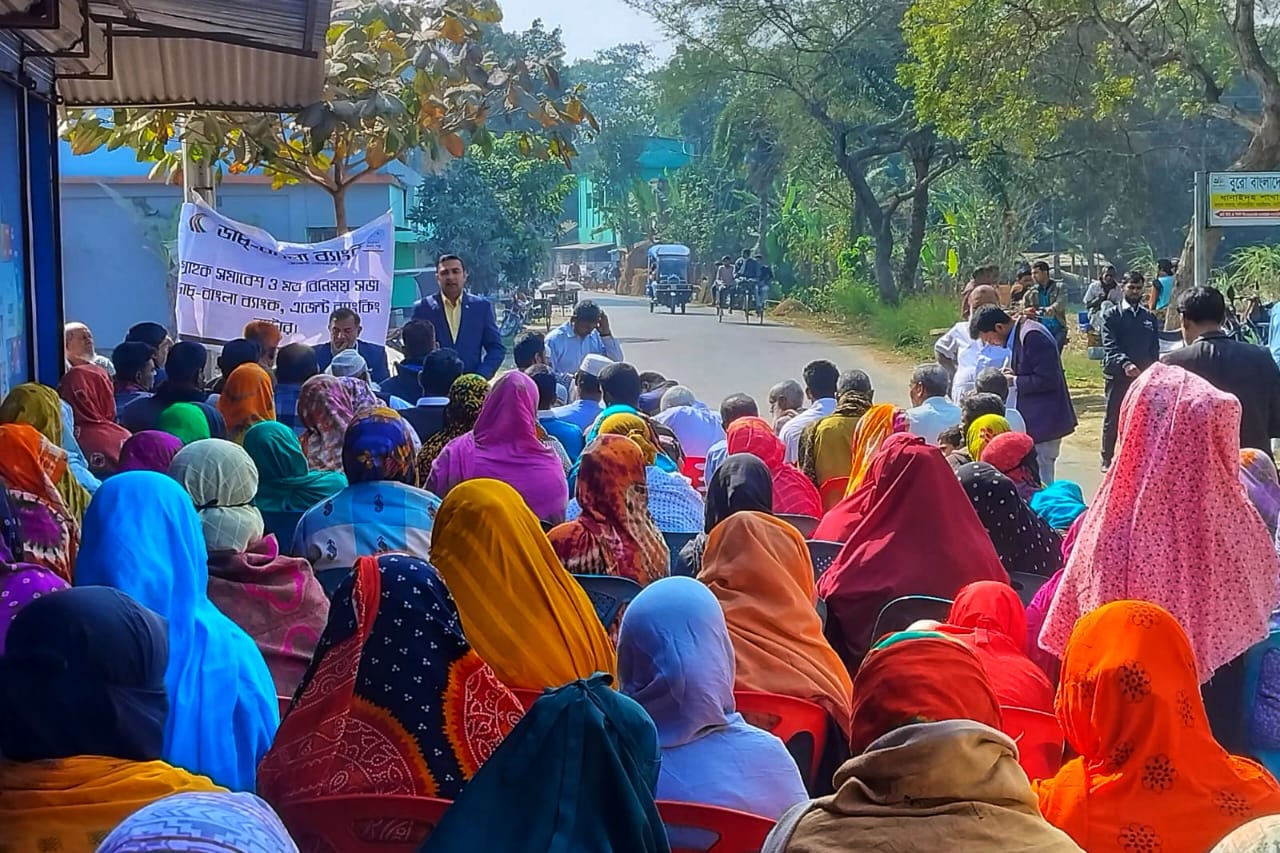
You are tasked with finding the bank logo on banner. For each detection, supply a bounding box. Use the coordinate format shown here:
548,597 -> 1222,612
176,202 -> 395,347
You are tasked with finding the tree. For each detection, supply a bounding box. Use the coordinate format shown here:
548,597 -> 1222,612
902,0 -> 1280,315
62,0 -> 594,232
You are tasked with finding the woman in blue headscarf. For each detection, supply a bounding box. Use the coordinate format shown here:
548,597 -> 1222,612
618,576 -> 807,819
74,471 -> 278,791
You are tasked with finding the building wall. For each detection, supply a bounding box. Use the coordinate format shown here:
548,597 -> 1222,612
59,159 -> 409,347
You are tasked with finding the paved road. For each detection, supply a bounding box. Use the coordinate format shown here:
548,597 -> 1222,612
577,292 -> 1103,497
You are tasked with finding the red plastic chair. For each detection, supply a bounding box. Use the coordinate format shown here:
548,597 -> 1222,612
277,795 -> 452,853
511,687 -> 543,710
658,801 -> 775,853
818,477 -> 848,512
1001,705 -> 1065,780
682,455 -> 707,491
734,690 -> 829,787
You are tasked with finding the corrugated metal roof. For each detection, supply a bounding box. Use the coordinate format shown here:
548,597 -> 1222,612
87,0 -> 327,54
58,33 -> 326,110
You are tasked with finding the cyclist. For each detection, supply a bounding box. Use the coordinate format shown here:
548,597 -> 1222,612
733,248 -> 761,312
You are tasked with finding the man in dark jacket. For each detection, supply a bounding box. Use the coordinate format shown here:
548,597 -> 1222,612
381,319 -> 437,403
1099,272 -> 1160,469
1164,286 -> 1280,455
971,305 -> 1077,482
400,347 -> 464,443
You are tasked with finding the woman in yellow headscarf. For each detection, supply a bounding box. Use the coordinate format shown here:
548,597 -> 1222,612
0,383 -> 91,521
844,404 -> 908,497
430,478 -> 616,691
966,413 -> 1011,461
595,412 -> 705,533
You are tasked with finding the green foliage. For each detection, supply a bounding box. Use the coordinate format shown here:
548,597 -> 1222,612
1226,245 -> 1280,298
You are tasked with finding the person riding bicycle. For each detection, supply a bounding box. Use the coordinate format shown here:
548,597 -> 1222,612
755,251 -> 773,308
713,256 -> 735,305
733,248 -> 762,308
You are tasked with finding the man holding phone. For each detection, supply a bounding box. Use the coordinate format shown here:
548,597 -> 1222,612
546,300 -> 624,383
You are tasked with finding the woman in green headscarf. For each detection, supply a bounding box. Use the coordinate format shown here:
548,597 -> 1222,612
157,402 -> 212,445
242,420 -> 347,545
0,383 -> 91,522
965,413 -> 1011,462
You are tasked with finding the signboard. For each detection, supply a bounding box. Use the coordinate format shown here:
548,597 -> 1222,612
1208,172 -> 1280,227
176,202 -> 394,346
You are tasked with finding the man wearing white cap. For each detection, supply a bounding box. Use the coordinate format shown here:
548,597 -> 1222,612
550,353 -> 608,432
326,349 -> 412,410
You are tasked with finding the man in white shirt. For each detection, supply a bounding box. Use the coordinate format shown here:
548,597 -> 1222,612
778,360 -> 840,463
935,284 -> 1009,401
652,385 -> 725,458
973,367 -> 1028,433
545,300 -> 624,381
906,363 -> 962,440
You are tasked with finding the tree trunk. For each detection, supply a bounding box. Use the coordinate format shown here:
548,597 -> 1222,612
333,185 -> 349,235
897,175 -> 930,295
873,218 -> 897,304
838,150 -> 899,304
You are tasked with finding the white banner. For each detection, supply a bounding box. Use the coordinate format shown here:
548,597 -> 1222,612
176,202 -> 394,346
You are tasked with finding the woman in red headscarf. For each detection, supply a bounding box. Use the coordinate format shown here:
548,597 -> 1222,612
726,416 -> 822,517
58,364 -> 131,476
813,433 -> 1008,673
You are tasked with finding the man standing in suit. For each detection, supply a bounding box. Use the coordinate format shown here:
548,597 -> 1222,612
313,308 -> 391,383
411,254 -> 505,378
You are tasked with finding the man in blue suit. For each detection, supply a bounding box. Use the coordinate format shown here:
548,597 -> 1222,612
313,307 -> 391,383
411,253 -> 505,378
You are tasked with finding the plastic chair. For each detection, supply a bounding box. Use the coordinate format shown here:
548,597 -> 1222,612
277,795 -> 452,853
1009,572 -> 1049,607
682,455 -> 707,491
818,476 -> 848,512
777,513 -> 820,539
806,540 -> 843,584
1001,705 -> 1065,780
664,532 -> 699,576
572,574 -> 643,627
511,687 -> 543,710
658,801 -> 776,853
871,595 -> 954,640
734,690 -> 830,788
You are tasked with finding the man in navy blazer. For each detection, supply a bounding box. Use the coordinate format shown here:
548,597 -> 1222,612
313,307 -> 391,383
411,253 -> 505,378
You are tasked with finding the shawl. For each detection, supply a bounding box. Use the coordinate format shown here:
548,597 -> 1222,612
257,554 -> 520,813
157,402 -> 212,444
844,403 -> 908,496
290,479 -> 439,576
74,471 -> 279,791
0,424 -> 79,581
617,576 -> 809,821
726,416 -> 823,517
798,390 -> 874,494
939,580 -> 1055,712
217,363 -> 276,442
206,534 -> 329,700
966,413 -> 1012,462
0,383 -> 91,521
679,453 -> 773,577
58,364 -> 130,475
170,439 -> 266,554
242,420 -> 347,513
981,429 -> 1042,502
0,757 -> 223,853
298,374 -> 379,472
1241,448 -> 1280,537
1029,480 -> 1089,531
814,434 -> 1008,672
427,371 -> 569,523
701,511 -> 854,738
1036,601 -> 1280,853
781,721 -> 1084,853
582,404 -> 682,474
958,462 -> 1063,577
548,434 -> 669,586
1213,816 -> 1280,853
342,406 -> 422,486
429,478 -> 615,691
96,792 -> 297,853
1040,363 -> 1280,682
415,373 -> 488,483
118,430 -> 184,473
420,675 -> 670,853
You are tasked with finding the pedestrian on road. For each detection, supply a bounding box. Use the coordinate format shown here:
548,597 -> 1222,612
411,254 -> 505,378
1163,286 -> 1280,455
970,305 -> 1076,482
777,360 -> 839,464
1099,272 -> 1159,470
545,300 -> 624,382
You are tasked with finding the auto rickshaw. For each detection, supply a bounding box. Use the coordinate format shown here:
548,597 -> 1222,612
647,244 -> 695,313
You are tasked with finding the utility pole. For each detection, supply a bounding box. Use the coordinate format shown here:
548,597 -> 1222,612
181,116 -> 216,207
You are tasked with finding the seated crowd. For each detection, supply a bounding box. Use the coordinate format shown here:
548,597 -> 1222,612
5,309 -> 1280,853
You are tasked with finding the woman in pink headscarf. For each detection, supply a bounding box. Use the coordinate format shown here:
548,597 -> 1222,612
426,371 -> 569,523
1040,363 -> 1280,689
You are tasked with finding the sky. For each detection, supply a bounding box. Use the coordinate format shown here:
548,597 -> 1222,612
496,0 -> 671,62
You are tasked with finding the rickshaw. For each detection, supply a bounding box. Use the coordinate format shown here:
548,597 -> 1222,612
647,244 -> 695,313
537,279 -> 582,318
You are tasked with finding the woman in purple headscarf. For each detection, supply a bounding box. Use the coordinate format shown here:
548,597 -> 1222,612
426,371 -> 569,523
0,483 -> 69,653
1241,448 -> 1280,539
117,430 -> 185,474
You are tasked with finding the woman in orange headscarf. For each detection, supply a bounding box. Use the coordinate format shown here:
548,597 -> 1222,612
699,511 -> 853,738
844,403 -> 908,497
216,363 -> 276,443
0,424 -> 79,581
726,416 -> 822,518
1036,600 -> 1280,852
